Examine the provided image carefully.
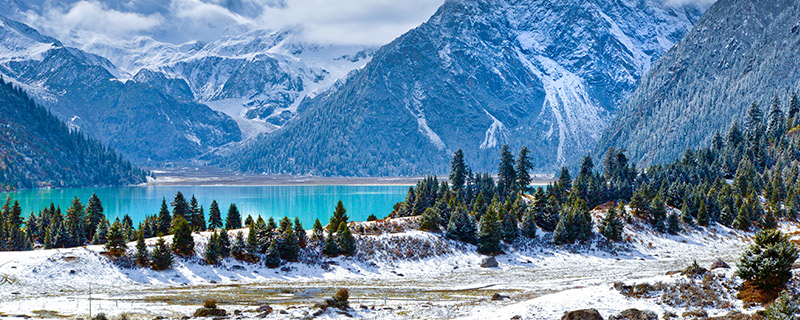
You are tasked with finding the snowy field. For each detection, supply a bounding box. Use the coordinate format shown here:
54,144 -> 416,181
0,217 -> 788,320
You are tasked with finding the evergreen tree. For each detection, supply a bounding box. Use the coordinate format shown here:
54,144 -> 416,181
477,208 -> 502,255
171,215 -> 194,256
231,231 -> 246,260
121,214 -> 135,241
734,204 -> 752,231
65,197 -> 86,247
134,231 -> 149,267
497,145 -> 516,197
171,192 -> 190,222
204,230 -> 221,265
553,198 -> 593,245
763,209 -> 778,230
667,212 -> 681,235
105,218 -> 127,257
311,218 -> 325,244
279,216 -> 292,233
225,203 -> 242,230
697,199 -> 710,227
218,229 -> 231,258
419,207 -> 439,231
649,195 -> 667,231
336,222 -> 356,256
788,92 -> 799,121
367,214 -> 378,221
322,227 -> 339,257
294,217 -> 307,249
500,207 -> 519,243
600,207 -> 624,241
280,227 -> 299,262
150,237 -> 173,270
244,215 -> 254,227
84,193 -> 104,241
557,167 -> 572,191
208,200 -> 223,229
449,149 -> 467,195
520,210 -> 537,239
329,200 -> 349,231
515,147 -> 532,193
246,223 -> 259,255
92,217 -> 109,245
188,195 -> 201,231
154,197 -> 170,236
446,206 -> 477,244
737,229 -> 799,293
264,239 -> 281,268
767,95 -> 786,141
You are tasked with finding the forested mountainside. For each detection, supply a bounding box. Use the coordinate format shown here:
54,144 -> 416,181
224,0 -> 703,176
0,16 -> 241,164
0,78 -> 148,190
596,0 -> 800,168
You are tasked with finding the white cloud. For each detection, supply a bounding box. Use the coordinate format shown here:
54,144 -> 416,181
16,0 -> 443,46
29,1 -> 163,38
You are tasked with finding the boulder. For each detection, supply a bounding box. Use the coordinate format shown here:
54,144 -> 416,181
608,309 -> 657,320
193,308 -> 227,317
490,293 -> 509,301
481,256 -> 499,268
710,259 -> 730,270
256,304 -> 273,314
561,309 -> 603,320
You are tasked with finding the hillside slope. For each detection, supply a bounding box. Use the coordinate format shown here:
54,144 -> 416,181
596,0 -> 800,167
0,78 -> 148,190
226,0 -> 703,176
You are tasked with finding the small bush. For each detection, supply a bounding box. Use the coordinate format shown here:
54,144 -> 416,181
204,299 -> 217,309
737,229 -> 799,301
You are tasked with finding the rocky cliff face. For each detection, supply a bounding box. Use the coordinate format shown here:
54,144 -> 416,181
228,0 -> 703,176
596,0 -> 800,167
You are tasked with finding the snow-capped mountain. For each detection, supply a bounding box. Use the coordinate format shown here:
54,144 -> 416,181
596,0 -> 800,168
0,16 -> 242,164
226,0 -> 706,176
0,0 -> 378,140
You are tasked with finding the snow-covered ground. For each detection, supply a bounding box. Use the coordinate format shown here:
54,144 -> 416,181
0,218 -> 787,319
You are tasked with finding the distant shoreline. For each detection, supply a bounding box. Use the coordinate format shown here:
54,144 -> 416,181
144,167 -> 554,187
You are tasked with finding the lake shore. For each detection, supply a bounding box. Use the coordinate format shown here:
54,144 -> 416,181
145,167 -> 554,187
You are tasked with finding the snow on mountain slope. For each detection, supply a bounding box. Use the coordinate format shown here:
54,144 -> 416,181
227,0 -> 705,176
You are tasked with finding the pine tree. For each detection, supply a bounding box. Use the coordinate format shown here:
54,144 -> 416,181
446,206 -> 477,244
329,200 -> 349,230
171,215 -> 194,256
763,209 -> 778,230
515,147 -> 532,193
134,231 -> 149,267
231,231 -> 246,260
225,203 -> 242,230
85,193 -> 104,241
171,192 -> 190,222
734,204 -> 752,231
208,200 -> 223,229
4,200 -> 26,250
649,195 -> 667,231
737,229 -> 799,293
336,222 -> 356,256
188,195 -> 200,231
150,237 -> 173,271
105,218 -> 127,257
419,207 -> 439,231
279,216 -> 292,233
311,218 -> 325,244
121,214 -> 134,242
449,149 -> 467,195
264,239 -> 281,268
157,197 -> 171,236
244,215 -> 254,227
322,228 -> 339,257
280,227 -> 299,262
500,207 -> 518,243
477,207 -> 502,255
204,230 -> 221,265
600,207 -> 624,241
697,199 -> 710,227
92,217 -> 110,245
246,223 -> 259,255
553,198 -> 593,245
497,145 -> 516,198
767,95 -> 786,141
788,92 -> 800,122
65,197 -> 86,247
520,210 -> 537,239
667,212 -> 681,235
294,218 -> 307,249
218,229 -> 231,258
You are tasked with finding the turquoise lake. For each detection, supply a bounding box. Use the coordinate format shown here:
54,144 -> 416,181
0,185 -> 410,228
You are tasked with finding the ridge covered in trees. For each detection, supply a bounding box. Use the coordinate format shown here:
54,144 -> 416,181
0,77 -> 149,191
399,92 -> 800,254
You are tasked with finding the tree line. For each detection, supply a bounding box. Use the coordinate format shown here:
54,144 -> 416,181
0,191 -> 357,271
397,92 -> 800,255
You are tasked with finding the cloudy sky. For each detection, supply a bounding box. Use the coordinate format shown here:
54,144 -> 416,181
11,0 -> 445,46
